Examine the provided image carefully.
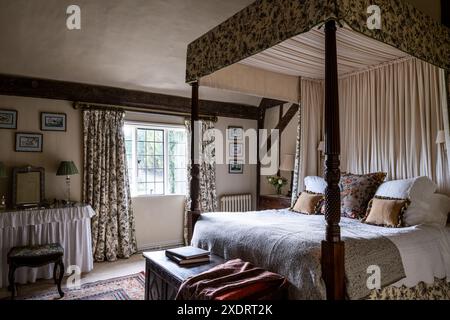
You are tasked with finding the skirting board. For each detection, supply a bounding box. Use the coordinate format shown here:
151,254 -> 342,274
137,240 -> 184,252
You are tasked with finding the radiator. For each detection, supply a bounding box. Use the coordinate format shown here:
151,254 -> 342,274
220,194 -> 252,212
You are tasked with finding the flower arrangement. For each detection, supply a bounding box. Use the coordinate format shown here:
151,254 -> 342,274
266,175 -> 288,195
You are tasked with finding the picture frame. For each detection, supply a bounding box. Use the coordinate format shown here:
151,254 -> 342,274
41,112 -> 67,131
12,166 -> 45,208
0,109 -> 17,129
229,142 -> 243,157
229,161 -> 244,174
228,126 -> 243,140
15,133 -> 43,152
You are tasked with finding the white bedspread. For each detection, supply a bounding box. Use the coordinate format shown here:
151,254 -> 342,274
385,224 -> 450,287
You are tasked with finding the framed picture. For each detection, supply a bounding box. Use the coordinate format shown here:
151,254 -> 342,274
0,109 -> 17,129
15,133 -> 43,152
229,161 -> 244,174
228,126 -> 243,140
41,112 -> 66,131
229,143 -> 243,157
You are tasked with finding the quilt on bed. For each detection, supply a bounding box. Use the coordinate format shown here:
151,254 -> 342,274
191,209 -> 406,300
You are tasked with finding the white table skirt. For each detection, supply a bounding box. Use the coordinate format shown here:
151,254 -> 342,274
0,205 -> 95,288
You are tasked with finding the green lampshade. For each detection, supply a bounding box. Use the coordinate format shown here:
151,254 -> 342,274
56,161 -> 79,176
0,162 -> 6,178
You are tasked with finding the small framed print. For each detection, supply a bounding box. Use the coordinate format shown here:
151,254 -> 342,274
229,161 -> 244,174
229,143 -> 243,157
228,126 -> 243,140
41,112 -> 66,131
15,133 -> 43,152
0,109 -> 17,129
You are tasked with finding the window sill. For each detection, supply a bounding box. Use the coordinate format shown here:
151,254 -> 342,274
131,194 -> 186,199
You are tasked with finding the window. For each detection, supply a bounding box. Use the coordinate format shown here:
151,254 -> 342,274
124,123 -> 187,196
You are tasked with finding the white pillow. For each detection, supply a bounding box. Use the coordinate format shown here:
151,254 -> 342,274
375,176 -> 437,200
304,176 -> 327,194
403,193 -> 450,227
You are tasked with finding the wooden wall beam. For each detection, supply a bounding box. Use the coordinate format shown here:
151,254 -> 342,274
443,0 -> 450,28
0,74 -> 258,120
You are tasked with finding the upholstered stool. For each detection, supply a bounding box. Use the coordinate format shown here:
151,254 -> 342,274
7,243 -> 65,299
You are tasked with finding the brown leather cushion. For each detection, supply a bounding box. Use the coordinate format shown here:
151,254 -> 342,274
292,192 -> 324,215
362,197 -> 410,227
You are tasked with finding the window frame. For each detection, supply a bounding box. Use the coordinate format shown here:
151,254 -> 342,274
124,121 -> 187,197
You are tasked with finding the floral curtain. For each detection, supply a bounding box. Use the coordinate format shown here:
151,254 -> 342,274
183,120 -> 217,244
82,109 -> 137,262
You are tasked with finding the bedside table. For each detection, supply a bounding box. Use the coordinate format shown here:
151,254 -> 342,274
258,195 -> 291,210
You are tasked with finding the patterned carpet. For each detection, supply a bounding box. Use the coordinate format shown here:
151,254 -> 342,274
18,272 -> 145,300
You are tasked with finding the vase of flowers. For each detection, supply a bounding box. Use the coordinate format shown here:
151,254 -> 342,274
266,175 -> 288,195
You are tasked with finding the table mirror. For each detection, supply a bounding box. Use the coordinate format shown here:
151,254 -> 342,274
12,166 -> 45,208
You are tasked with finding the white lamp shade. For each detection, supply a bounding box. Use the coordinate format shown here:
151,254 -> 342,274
279,154 -> 295,172
317,141 -> 325,152
436,130 -> 445,144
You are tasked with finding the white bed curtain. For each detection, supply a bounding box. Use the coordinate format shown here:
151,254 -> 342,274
339,57 -> 450,194
293,79 -> 324,195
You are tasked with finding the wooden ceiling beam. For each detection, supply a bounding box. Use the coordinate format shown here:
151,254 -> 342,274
0,74 -> 259,120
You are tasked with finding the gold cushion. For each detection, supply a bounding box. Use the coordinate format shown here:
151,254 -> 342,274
362,197 -> 410,227
292,192 -> 324,215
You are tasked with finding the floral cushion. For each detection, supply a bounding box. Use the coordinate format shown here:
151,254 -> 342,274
340,172 -> 387,219
8,243 -> 63,259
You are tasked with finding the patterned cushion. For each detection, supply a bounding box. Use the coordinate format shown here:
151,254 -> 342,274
340,172 -> 387,219
362,196 -> 410,227
291,191 -> 324,215
8,243 -> 64,259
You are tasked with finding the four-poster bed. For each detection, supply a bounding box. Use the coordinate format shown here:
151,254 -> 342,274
185,0 -> 450,300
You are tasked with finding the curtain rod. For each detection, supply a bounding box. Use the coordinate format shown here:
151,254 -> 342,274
73,102 -> 218,122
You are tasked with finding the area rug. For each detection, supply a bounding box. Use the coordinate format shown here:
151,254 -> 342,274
18,272 -> 145,300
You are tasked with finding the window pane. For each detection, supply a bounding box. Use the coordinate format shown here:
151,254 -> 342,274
154,130 -> 163,142
155,169 -> 164,182
175,182 -> 186,195
137,156 -> 145,168
154,183 -> 164,194
137,169 -> 146,183
125,140 -> 132,153
137,142 -> 145,155
155,156 -> 164,169
137,183 -> 146,195
146,169 -> 154,182
146,183 -> 155,195
137,129 -> 146,141
146,130 -> 154,141
146,143 -> 154,155
145,156 -> 154,168
154,143 -> 163,155
175,169 -> 186,182
173,156 -> 185,168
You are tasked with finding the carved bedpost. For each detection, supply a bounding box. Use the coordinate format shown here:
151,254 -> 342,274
321,20 -> 345,300
188,82 -> 202,243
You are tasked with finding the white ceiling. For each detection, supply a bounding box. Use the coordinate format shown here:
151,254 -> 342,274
0,0 -> 440,106
0,0 -> 261,106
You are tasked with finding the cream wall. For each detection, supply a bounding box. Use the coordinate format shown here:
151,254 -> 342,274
261,104 -> 299,196
0,95 -> 82,204
214,117 -> 258,210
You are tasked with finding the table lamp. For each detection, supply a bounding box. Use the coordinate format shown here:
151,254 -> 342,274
0,162 -> 6,210
57,161 -> 79,204
279,154 -> 295,196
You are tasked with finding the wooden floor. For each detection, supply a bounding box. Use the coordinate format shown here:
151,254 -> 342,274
0,253 -> 145,299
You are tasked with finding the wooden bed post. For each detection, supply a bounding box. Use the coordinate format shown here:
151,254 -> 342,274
321,20 -> 345,300
188,81 -> 201,243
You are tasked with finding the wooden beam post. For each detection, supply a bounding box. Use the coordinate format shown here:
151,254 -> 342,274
187,82 -> 201,243
321,20 -> 345,300
256,105 -> 266,209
